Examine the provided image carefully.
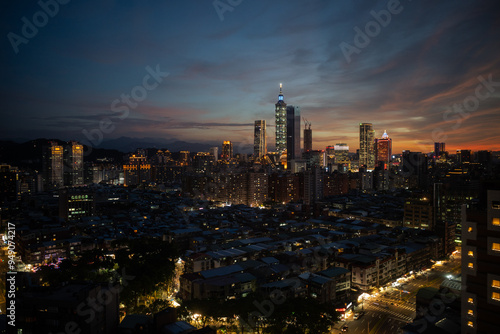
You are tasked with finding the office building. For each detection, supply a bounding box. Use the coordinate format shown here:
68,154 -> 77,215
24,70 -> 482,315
404,197 -> 434,230
374,131 -> 392,165
434,142 -> 446,161
253,120 -> 267,159
461,187 -> 500,333
275,83 -> 287,154
59,187 -> 96,221
209,147 -> 218,162
69,141 -> 84,186
334,144 -> 350,164
286,105 -> 301,165
325,146 -> 335,170
402,150 -> 427,189
459,149 -> 472,163
49,142 -> 64,188
123,153 -> 151,186
359,123 -> 375,170
304,121 -> 312,152
222,141 -> 233,161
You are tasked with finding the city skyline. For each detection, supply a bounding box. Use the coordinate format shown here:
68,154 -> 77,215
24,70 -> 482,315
1,1 -> 500,154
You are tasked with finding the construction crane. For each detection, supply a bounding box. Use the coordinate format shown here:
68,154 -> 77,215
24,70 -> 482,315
303,117 -> 311,130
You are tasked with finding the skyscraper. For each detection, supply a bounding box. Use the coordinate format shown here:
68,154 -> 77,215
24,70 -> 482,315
70,141 -> 84,186
209,147 -> 218,162
359,123 -> 375,170
325,146 -> 335,169
304,121 -> 312,152
254,120 -> 267,159
374,130 -> 392,165
222,141 -> 233,161
286,105 -> 301,165
50,142 -> 64,188
334,144 -> 350,164
434,142 -> 446,158
275,83 -> 287,154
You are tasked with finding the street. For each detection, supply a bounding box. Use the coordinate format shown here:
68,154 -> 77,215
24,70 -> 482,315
331,255 -> 461,333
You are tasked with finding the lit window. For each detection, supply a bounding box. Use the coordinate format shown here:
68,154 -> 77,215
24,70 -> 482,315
468,263 -> 474,269
468,226 -> 473,233
493,218 -> 500,226
468,321 -> 474,328
493,292 -> 500,301
493,243 -> 500,251
468,309 -> 474,316
468,297 -> 474,304
493,280 -> 500,288
468,251 -> 474,257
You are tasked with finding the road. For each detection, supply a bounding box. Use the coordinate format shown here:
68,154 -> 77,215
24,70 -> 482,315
331,255 -> 461,334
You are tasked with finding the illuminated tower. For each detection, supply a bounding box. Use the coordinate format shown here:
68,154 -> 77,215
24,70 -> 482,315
50,142 -> 64,188
275,83 -> 287,154
70,141 -> 84,186
222,141 -> 233,161
374,130 -> 392,165
254,120 -> 267,159
359,123 -> 375,170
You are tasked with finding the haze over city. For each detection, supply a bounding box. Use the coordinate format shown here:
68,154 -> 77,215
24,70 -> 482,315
1,0 -> 499,153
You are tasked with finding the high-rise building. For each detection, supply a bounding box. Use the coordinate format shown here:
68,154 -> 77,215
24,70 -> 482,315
69,141 -> 84,186
254,120 -> 267,159
209,147 -> 218,162
374,130 -> 392,165
359,123 -> 375,170
402,150 -> 427,189
286,105 -> 301,165
275,83 -> 287,154
50,142 -> 64,188
404,197 -> 433,230
434,142 -> 446,160
325,146 -> 336,170
334,144 -> 350,164
123,153 -> 151,186
222,141 -> 233,161
459,149 -> 472,163
461,187 -> 500,333
179,151 -> 190,166
59,188 -> 95,221
304,121 -> 312,152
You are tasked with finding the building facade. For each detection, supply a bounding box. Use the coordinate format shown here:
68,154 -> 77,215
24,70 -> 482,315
374,131 -> 392,165
222,141 -> 233,161
254,120 -> 267,159
461,188 -> 500,333
286,105 -> 301,165
359,123 -> 375,170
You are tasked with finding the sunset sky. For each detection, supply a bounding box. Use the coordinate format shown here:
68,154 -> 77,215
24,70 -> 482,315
1,0 -> 499,154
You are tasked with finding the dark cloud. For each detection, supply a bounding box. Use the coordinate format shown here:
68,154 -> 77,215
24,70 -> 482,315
1,0 -> 499,152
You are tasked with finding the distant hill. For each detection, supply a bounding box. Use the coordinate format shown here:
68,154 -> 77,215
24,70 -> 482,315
99,136 -> 216,153
0,139 -> 124,170
0,137 -> 253,169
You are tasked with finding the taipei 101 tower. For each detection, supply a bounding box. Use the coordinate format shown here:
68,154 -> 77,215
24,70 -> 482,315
275,83 -> 287,154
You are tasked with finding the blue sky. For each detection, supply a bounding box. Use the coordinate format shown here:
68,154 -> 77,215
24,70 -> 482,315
1,0 -> 499,153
